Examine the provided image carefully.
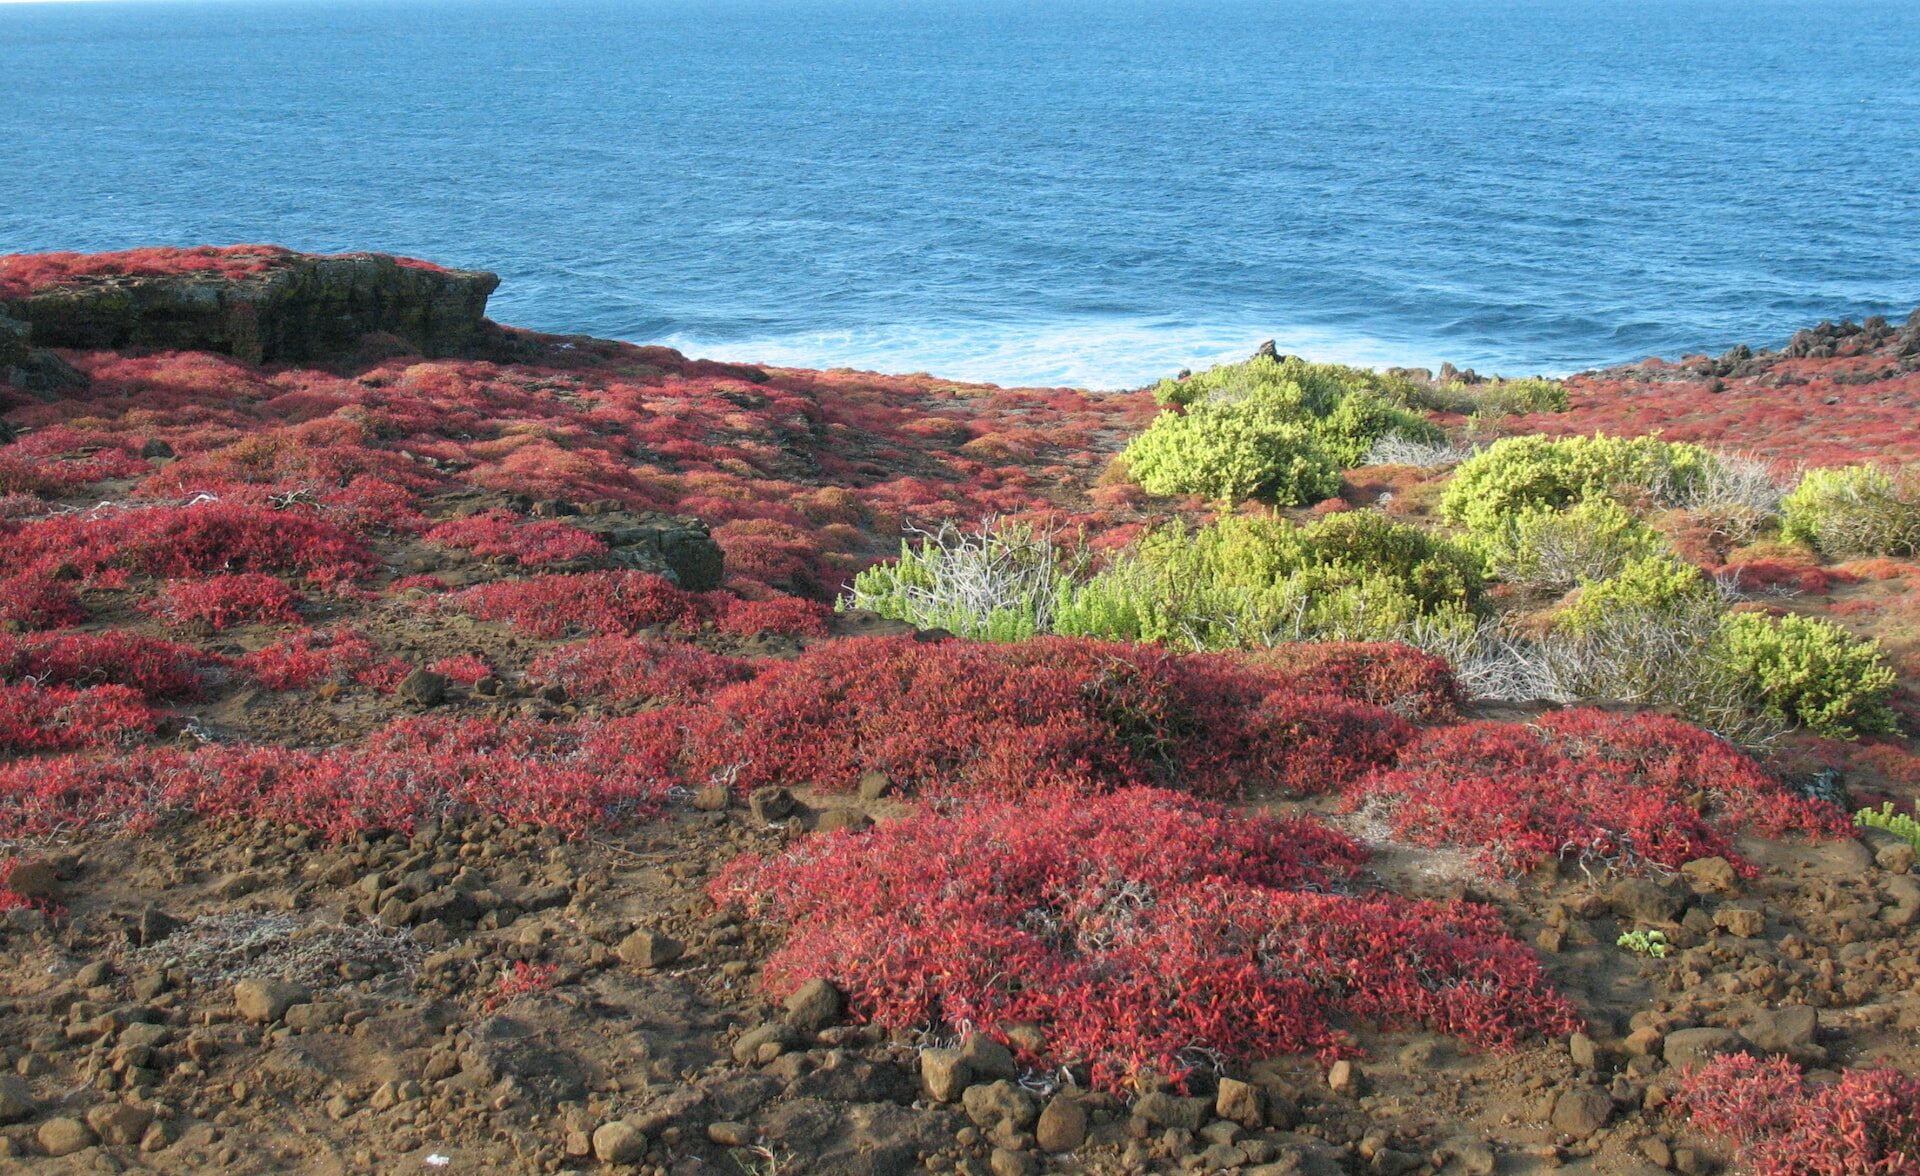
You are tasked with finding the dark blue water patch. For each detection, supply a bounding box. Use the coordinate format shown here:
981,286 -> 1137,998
2,0 -> 1917,388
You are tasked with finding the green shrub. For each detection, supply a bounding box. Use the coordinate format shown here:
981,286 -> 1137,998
1132,356 -> 1440,503
1779,464 -> 1920,557
1715,612 -> 1898,738
1052,512 -> 1480,650
1300,509 -> 1484,611
1314,392 -> 1445,467
1484,499 -> 1666,592
1475,377 -> 1570,416
1440,434 -> 1716,532
1559,556 -> 1714,633
1122,400 -> 1341,505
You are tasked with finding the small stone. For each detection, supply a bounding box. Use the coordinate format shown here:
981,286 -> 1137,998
920,1048 -> 972,1103
856,771 -> 893,800
814,808 -> 873,834
1610,877 -> 1685,924
1714,905 -> 1766,938
1568,1032 -> 1599,1069
1035,1096 -> 1087,1152
749,787 -> 796,822
616,928 -> 684,969
3,858 -> 57,899
1551,1086 -> 1612,1137
1875,840 -> 1917,875
1680,857 -> 1740,896
990,1147 -> 1036,1176
731,1023 -> 793,1065
593,1120 -> 647,1164
86,1102 -> 155,1146
783,977 -> 844,1032
1132,1091 -> 1209,1132
38,1117 -> 96,1158
0,1073 -> 35,1124
1456,1143 -> 1497,1176
1215,1077 -> 1265,1128
233,978 -> 310,1024
708,1121 -> 753,1147
1664,1027 -> 1751,1073
692,783 -> 730,812
1327,1059 -> 1365,1096
1745,1006 -> 1817,1054
960,1034 -> 1018,1081
962,1081 -> 1039,1131
135,905 -> 183,947
396,669 -> 449,707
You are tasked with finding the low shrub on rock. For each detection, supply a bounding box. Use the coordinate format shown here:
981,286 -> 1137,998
682,635 -> 1412,799
711,787 -> 1579,1091
1676,1054 -> 1920,1176
1346,708 -> 1845,876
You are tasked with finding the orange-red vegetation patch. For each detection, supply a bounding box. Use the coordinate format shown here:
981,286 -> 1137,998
1677,1054 -> 1920,1176
682,636 -> 1414,800
711,787 -> 1581,1092
1346,709 -> 1846,876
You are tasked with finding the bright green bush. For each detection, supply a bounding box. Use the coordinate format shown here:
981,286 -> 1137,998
1122,400 -> 1341,505
1313,391 -> 1445,467
1439,434 -> 1716,532
1133,356 -> 1440,503
1484,498 -> 1666,592
1559,556 -> 1713,633
1715,612 -> 1898,738
1052,512 -> 1480,650
1779,464 -> 1920,557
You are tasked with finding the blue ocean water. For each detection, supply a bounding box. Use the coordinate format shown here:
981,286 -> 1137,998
2,0 -> 1917,389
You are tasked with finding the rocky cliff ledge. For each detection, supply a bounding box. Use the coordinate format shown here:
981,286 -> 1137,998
0,248 -> 498,365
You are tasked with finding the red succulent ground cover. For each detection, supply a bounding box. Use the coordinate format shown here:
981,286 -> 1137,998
0,499 -> 375,588
681,635 -> 1413,799
0,682 -> 157,752
1506,357 -> 1920,468
139,572 -> 305,631
0,246 -> 302,299
1676,1054 -> 1920,1176
1241,641 -> 1461,723
1346,709 -> 1847,876
423,510 -> 608,568
0,630 -> 216,699
238,627 -> 406,692
0,715 -> 675,842
711,787 -> 1580,1091
528,637 -> 755,705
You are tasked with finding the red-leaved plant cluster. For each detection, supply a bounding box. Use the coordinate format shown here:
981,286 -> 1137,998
1675,1053 -> 1920,1176
139,572 -> 305,631
0,682 -> 156,752
1345,709 -> 1848,876
423,511 -> 608,568
0,714 -> 681,842
680,636 -> 1413,799
528,637 -> 755,705
711,787 -> 1581,1092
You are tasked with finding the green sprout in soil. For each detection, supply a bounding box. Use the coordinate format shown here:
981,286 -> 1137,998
1617,929 -> 1671,958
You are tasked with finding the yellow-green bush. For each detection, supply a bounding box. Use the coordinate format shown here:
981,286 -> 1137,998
1131,356 -> 1440,504
1484,498 -> 1666,591
1122,398 -> 1341,505
1439,433 -> 1715,532
1558,555 -> 1713,633
1716,612 -> 1898,738
1779,464 -> 1920,557
1053,512 -> 1481,649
